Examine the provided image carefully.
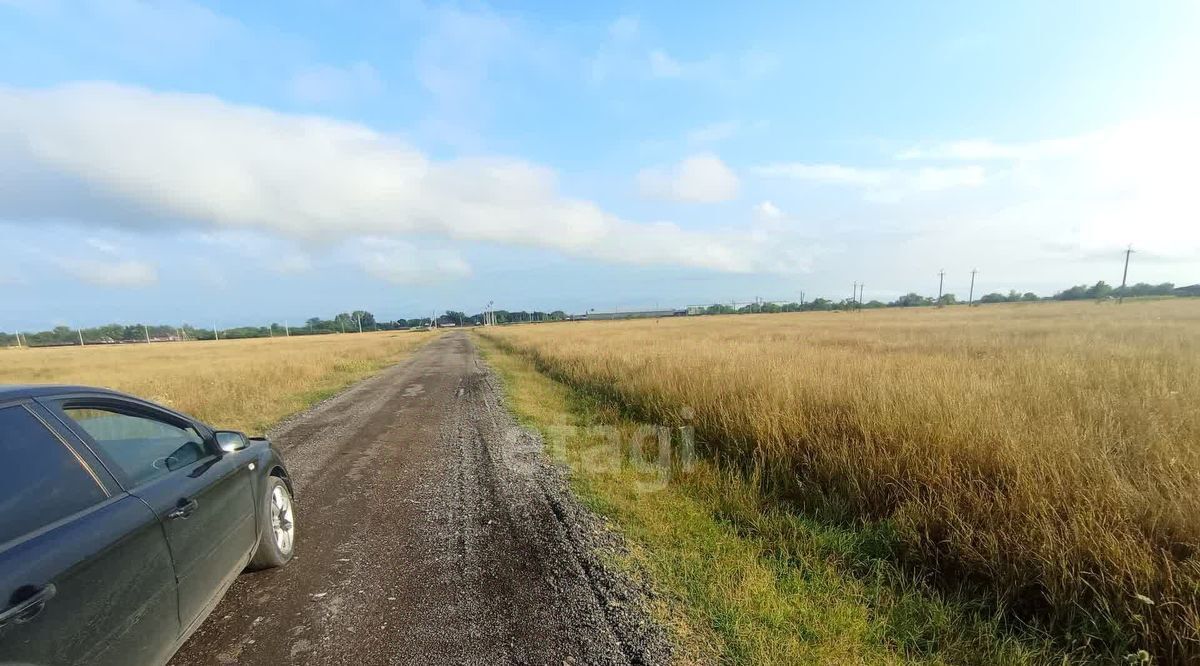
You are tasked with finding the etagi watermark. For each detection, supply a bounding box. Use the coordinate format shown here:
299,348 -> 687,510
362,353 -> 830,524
528,418 -> 697,494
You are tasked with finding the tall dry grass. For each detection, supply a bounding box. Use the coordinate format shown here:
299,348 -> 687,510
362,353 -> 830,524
0,331 -> 434,433
482,300 -> 1200,660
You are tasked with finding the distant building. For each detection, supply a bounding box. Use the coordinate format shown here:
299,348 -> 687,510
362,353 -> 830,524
1174,284 -> 1200,297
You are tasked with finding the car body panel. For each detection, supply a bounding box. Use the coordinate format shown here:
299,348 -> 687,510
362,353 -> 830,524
133,450 -> 258,628
0,494 -> 180,666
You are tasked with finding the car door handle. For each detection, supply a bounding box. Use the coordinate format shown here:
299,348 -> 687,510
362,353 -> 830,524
166,498 -> 199,520
0,584 -> 56,627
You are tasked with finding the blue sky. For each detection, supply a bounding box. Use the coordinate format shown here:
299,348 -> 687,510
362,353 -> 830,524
2,0 -> 1198,329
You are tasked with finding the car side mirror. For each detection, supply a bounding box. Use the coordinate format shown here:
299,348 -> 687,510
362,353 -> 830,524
214,430 -> 249,453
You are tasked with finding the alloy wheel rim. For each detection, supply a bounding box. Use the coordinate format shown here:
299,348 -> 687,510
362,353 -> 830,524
270,485 -> 295,555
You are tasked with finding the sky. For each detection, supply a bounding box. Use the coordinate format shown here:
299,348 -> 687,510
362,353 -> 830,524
1,0 -> 1198,330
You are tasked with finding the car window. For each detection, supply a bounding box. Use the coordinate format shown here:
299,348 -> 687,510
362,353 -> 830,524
62,407 -> 207,487
0,405 -> 107,546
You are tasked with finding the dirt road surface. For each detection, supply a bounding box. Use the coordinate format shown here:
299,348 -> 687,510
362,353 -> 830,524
169,332 -> 672,666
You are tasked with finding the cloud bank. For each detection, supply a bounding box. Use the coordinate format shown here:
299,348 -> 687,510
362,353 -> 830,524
352,238 -> 473,285
0,82 -> 798,274
637,154 -> 740,203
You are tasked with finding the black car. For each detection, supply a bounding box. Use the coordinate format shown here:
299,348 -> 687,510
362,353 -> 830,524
0,385 -> 296,666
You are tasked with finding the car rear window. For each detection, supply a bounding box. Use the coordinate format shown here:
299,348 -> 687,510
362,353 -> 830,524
0,405 -> 107,546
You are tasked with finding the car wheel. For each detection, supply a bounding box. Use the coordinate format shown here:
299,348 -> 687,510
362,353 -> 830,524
249,476 -> 295,570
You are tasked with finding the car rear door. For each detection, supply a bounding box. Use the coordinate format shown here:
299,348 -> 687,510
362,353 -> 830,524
0,400 -> 179,666
47,397 -> 259,634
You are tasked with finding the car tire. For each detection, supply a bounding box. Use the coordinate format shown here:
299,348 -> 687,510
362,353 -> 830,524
249,476 -> 296,570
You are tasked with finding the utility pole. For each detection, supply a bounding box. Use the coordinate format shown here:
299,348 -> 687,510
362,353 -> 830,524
937,270 -> 946,306
284,321 -> 290,337
214,323 -> 220,341
357,315 -> 363,334
800,291 -> 805,310
1120,245 -> 1134,304
78,328 -> 84,346
340,318 -> 345,334
858,283 -> 865,310
851,282 -> 858,309
969,269 -> 978,307
143,324 -> 150,344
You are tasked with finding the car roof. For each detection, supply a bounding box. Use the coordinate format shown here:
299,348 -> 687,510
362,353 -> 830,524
0,384 -> 127,401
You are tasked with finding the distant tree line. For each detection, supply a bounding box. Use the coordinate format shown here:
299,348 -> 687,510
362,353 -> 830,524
696,281 -> 1185,315
1,310 -> 402,348
3,282 -> 1193,346
1051,281 -> 1177,301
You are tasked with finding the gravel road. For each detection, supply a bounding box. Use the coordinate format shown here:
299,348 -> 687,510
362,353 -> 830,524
168,332 -> 674,666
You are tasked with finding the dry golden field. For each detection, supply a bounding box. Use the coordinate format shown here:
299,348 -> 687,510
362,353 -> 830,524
0,331 -> 435,433
480,300 -> 1200,660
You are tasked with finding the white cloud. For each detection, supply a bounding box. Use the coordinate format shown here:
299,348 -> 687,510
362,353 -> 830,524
352,238 -> 472,285
890,113 -> 1200,259
638,153 -> 740,203
0,82 -> 797,274
746,113 -> 1200,275
60,258 -> 157,287
753,162 -> 985,200
289,62 -> 382,104
755,200 -> 782,220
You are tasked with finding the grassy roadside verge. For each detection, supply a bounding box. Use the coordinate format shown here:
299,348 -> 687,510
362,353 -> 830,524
475,333 -> 1069,666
